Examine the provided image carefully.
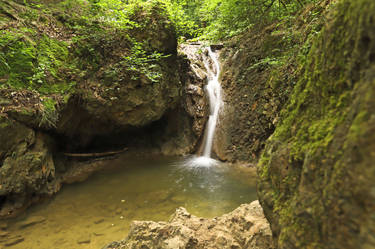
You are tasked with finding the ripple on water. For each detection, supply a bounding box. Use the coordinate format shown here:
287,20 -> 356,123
180,155 -> 221,168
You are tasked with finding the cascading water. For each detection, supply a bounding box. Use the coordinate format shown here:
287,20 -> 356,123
185,47 -> 223,168
202,47 -> 223,157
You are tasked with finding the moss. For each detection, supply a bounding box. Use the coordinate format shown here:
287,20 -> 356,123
258,0 -> 375,248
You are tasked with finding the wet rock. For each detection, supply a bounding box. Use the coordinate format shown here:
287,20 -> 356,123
18,216 -> 46,228
106,201 -> 273,249
157,43 -> 214,156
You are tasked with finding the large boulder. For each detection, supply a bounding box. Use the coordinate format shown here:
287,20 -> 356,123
104,201 -> 274,249
0,116 -> 58,217
55,6 -> 181,148
257,0 -> 375,248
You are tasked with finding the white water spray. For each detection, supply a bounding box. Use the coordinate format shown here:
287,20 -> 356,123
202,47 -> 223,157
184,47 -> 223,168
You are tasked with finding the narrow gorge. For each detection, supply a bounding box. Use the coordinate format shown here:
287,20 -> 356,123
0,0 -> 374,249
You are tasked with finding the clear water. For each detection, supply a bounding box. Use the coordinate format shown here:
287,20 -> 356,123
2,154 -> 257,249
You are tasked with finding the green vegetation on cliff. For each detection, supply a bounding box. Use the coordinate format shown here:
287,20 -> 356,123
1,0 -> 374,248
258,0 -> 375,248
0,0 -> 182,217
0,0 -> 179,130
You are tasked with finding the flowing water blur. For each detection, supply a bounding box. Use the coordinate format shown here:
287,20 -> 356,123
2,154 -> 257,249
186,47 -> 224,168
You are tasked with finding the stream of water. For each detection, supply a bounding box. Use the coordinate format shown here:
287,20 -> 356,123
2,154 -> 257,249
186,47 -> 223,168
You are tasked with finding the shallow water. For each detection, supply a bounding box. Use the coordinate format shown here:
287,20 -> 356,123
2,154 -> 257,249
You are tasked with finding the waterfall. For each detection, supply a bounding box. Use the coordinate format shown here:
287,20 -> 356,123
184,47 -> 223,168
202,47 -> 223,157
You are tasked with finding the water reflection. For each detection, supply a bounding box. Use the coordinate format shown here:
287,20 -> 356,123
2,154 -> 257,249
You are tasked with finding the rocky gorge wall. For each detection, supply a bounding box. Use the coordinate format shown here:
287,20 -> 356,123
256,0 -> 375,248
0,0 -> 206,218
214,1 -> 329,164
210,0 -> 375,248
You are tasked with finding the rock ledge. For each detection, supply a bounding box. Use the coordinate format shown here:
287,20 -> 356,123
104,200 -> 273,249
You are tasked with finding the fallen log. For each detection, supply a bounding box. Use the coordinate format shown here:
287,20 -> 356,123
63,148 -> 128,157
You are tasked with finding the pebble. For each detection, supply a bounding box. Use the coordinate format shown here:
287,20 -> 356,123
0,230 -> 9,238
94,218 -> 105,224
0,223 -> 7,230
18,216 -> 46,229
4,236 -> 24,247
77,238 -> 91,244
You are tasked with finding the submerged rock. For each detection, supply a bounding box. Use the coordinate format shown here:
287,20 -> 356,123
105,201 -> 273,249
3,235 -> 24,247
77,235 -> 91,245
18,216 -> 46,228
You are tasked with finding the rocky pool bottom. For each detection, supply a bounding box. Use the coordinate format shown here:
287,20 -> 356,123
0,154 -> 258,249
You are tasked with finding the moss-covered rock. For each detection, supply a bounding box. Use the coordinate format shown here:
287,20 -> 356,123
215,2 -> 327,163
0,116 -> 58,217
257,0 -> 375,248
0,0 -> 193,217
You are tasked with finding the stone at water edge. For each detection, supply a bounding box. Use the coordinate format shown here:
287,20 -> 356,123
105,200 -> 274,249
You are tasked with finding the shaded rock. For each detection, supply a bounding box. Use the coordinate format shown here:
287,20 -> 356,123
158,44 -> 210,155
0,116 -> 58,218
106,201 -> 273,249
55,6 -> 182,150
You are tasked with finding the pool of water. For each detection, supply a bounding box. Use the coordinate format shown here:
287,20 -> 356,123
2,154 -> 257,249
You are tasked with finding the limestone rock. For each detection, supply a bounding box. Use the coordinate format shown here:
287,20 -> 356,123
104,201 -> 274,249
0,116 -> 58,218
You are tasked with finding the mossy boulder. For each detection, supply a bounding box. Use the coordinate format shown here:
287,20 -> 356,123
0,116 -> 57,217
51,4 -> 182,147
257,0 -> 375,248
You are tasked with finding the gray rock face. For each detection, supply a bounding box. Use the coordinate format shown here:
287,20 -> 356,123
105,201 -> 274,249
